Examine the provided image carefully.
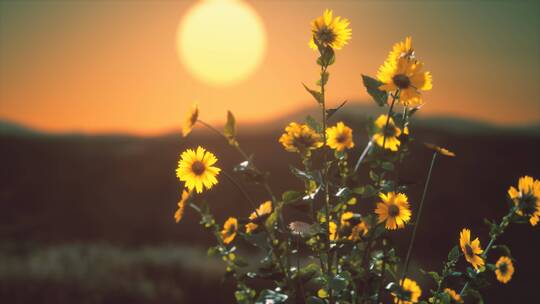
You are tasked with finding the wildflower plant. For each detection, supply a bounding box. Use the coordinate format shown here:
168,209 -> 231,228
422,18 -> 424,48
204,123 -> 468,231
174,9 -> 538,304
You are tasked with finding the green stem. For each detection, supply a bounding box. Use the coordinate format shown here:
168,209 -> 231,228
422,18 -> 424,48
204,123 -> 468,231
401,152 -> 438,282
458,206 -> 518,297
317,62 -> 334,304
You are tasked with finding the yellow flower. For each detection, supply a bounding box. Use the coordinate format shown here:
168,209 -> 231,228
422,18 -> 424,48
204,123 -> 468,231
459,228 -> 484,270
348,221 -> 369,242
245,201 -> 273,233
174,189 -> 191,223
326,122 -> 354,151
340,211 -> 354,227
392,278 -> 422,304
508,176 -> 540,226
377,56 -> 432,107
373,114 -> 402,151
495,256 -> 514,284
182,104 -> 199,137
388,36 -> 415,63
375,192 -> 412,230
443,288 -> 463,303
424,143 -> 456,157
176,146 -> 221,193
309,9 -> 351,51
329,221 -> 338,241
279,122 -> 323,154
221,217 -> 238,245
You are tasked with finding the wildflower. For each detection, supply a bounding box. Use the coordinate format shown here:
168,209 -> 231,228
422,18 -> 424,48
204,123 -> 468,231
245,201 -> 273,233
375,192 -> 412,230
373,114 -> 402,151
326,122 -> 354,151
174,189 -> 191,223
508,176 -> 540,226
459,228 -> 484,270
348,221 -> 369,242
182,104 -> 199,137
388,36 -> 415,63
340,211 -> 354,227
392,278 -> 422,304
176,146 -> 221,193
444,288 -> 463,303
425,143 -> 456,157
329,221 -> 338,241
221,217 -> 238,245
377,56 -> 432,107
279,122 -> 323,155
309,9 -> 351,51
495,256 -> 514,284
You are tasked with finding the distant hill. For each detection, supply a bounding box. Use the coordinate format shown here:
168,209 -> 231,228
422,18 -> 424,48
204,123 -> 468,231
0,119 -> 41,136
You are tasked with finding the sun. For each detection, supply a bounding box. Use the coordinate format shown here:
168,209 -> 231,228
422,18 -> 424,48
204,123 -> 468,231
177,0 -> 267,87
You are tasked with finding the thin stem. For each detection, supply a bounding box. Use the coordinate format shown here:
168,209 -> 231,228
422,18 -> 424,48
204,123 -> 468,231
375,238 -> 388,304
320,63 -> 334,304
380,94 -> 397,152
353,138 -> 374,173
458,206 -> 518,296
221,171 -> 294,293
401,152 -> 438,282
296,237 -> 307,304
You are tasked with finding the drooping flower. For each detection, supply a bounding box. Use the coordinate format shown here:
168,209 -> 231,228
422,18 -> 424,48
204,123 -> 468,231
279,122 -> 323,155
495,256 -> 515,284
508,176 -> 540,226
459,228 -> 484,270
392,278 -> 422,304
377,56 -> 432,107
373,114 -> 402,151
348,221 -> 369,242
309,9 -> 351,51
326,122 -> 354,151
174,189 -> 191,223
245,201 -> 273,233
375,192 -> 412,230
425,143 -> 456,157
443,288 -> 463,303
182,104 -> 199,137
221,217 -> 238,245
176,146 -> 221,193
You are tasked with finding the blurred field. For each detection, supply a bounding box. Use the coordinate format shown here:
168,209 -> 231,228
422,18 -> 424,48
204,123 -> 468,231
1,112 -> 539,303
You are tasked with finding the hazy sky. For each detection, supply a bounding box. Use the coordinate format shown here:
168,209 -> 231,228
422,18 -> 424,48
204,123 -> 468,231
1,0 -> 539,134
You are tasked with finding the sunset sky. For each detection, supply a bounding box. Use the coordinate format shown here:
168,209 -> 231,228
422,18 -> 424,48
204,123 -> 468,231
1,0 -> 539,135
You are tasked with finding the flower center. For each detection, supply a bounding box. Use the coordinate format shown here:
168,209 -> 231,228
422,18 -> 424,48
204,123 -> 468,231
383,126 -> 398,137
465,244 -> 474,257
336,134 -> 347,143
519,193 -> 537,215
317,27 -> 336,45
392,74 -> 411,89
388,204 -> 400,217
499,263 -> 508,274
295,134 -> 316,148
191,161 -> 206,176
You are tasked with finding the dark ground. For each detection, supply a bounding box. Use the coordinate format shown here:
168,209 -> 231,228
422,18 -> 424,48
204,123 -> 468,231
1,114 -> 539,303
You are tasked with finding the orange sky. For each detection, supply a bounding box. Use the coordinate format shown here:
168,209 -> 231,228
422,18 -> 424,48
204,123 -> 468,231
1,0 -> 539,135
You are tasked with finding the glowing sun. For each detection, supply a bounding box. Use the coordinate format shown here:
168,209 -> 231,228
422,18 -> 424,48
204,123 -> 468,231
177,0 -> 267,87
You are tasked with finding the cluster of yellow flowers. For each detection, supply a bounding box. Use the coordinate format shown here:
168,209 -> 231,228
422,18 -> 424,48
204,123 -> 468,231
171,8 -> 539,304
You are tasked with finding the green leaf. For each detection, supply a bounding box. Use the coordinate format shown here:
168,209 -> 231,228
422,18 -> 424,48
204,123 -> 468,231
361,74 -> 388,107
381,162 -> 395,171
329,274 -> 348,292
305,115 -> 322,133
306,297 -> 325,304
465,288 -> 484,304
326,100 -> 348,119
303,83 -> 323,105
352,185 -> 378,198
282,190 -> 303,203
420,269 -> 441,283
317,71 -> 329,87
224,110 -> 238,146
255,290 -> 288,304
448,245 -> 460,262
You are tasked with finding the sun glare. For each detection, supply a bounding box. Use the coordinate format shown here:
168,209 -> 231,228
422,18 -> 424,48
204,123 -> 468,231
177,0 -> 266,87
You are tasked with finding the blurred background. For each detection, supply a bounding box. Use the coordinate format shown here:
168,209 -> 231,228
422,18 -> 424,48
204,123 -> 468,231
1,0 -> 539,303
